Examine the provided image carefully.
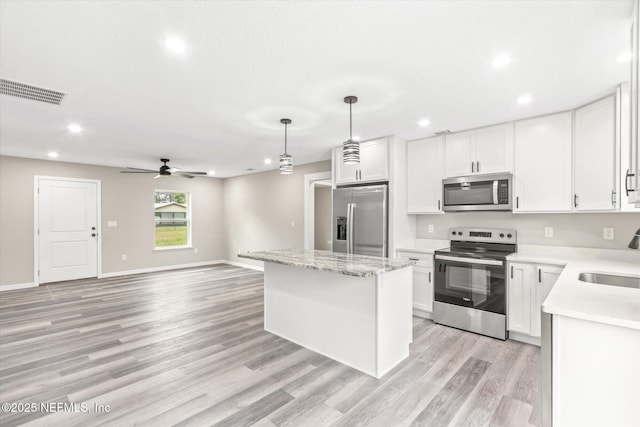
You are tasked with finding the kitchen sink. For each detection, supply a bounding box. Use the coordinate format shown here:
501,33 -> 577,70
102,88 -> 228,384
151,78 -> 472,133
578,272 -> 640,289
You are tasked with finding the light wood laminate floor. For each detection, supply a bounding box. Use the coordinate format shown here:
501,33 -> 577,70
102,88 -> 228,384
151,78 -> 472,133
0,265 -> 541,426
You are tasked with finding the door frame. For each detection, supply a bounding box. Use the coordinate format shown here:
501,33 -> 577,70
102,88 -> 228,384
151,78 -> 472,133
34,176 -> 102,286
303,171 -> 332,250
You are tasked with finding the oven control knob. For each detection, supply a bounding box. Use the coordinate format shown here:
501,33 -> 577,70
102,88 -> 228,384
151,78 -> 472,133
500,233 -> 505,238
507,233 -> 512,238
458,232 -> 463,236
451,231 -> 456,235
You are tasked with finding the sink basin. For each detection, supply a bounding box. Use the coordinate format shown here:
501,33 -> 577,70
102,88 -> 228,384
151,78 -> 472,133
578,272 -> 640,289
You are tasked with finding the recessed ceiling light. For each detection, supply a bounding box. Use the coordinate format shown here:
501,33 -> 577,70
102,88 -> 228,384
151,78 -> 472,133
418,119 -> 431,127
264,158 -> 272,165
207,170 -> 216,176
67,123 -> 82,134
352,135 -> 361,141
492,55 -> 511,68
164,37 -> 187,54
616,51 -> 632,62
48,151 -> 59,158
517,94 -> 532,105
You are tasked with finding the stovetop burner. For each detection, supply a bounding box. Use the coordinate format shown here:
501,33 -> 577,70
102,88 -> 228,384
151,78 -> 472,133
435,227 -> 518,260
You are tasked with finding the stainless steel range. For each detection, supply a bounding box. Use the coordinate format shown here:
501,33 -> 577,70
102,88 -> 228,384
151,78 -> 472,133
433,227 -> 517,340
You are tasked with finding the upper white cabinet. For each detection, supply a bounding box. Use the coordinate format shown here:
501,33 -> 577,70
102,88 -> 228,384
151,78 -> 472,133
574,95 -> 618,211
444,123 -> 513,177
407,136 -> 443,213
514,112 -> 573,212
628,0 -> 640,204
334,138 -> 389,185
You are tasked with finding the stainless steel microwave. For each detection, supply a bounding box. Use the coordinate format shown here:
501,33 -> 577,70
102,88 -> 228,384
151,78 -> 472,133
442,173 -> 512,212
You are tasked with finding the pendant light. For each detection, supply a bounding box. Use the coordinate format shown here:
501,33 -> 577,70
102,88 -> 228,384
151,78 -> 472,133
279,118 -> 293,174
342,95 -> 360,164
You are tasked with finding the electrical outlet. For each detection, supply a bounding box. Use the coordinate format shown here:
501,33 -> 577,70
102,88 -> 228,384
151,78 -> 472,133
428,224 -> 434,233
121,254 -> 127,261
603,227 -> 614,240
107,221 -> 118,227
544,227 -> 554,238
291,220 -> 295,228
193,248 -> 198,254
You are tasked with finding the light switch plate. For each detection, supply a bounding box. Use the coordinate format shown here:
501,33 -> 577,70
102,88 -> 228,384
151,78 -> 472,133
603,227 -> 614,240
107,221 -> 118,227
121,254 -> 127,261
428,224 -> 434,233
545,227 -> 553,238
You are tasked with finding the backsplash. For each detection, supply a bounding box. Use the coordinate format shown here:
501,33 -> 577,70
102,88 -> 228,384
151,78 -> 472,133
415,212 -> 639,250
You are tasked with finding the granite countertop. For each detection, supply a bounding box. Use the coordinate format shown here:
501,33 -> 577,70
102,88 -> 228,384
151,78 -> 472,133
238,249 -> 413,278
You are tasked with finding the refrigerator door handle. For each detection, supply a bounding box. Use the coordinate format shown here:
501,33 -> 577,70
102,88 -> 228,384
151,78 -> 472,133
346,203 -> 351,253
348,203 -> 356,253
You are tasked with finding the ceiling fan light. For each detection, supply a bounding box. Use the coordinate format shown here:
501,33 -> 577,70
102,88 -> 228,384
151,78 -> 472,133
343,139 -> 360,164
279,153 -> 293,174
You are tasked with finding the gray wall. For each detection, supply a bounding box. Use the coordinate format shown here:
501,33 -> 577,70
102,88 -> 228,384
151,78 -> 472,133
223,160 -> 332,265
0,156 -> 226,286
415,212 -> 640,249
314,186 -> 332,250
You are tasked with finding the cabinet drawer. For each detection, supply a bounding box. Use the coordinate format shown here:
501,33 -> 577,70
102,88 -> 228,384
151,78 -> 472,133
396,251 -> 434,268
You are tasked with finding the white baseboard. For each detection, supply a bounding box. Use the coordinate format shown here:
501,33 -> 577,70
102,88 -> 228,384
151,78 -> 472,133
1,260 -> 264,292
224,260 -> 264,272
413,306 -> 433,319
508,331 -> 541,347
0,282 -> 37,292
98,260 -> 227,278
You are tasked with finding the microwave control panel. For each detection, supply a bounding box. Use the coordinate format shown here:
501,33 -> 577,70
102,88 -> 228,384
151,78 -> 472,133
497,180 -> 509,204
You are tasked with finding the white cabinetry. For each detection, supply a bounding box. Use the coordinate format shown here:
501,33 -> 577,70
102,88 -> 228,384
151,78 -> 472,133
508,261 -> 563,344
334,138 -> 389,185
574,95 -> 618,211
514,112 -> 573,212
628,0 -> 640,204
407,136 -> 443,214
396,250 -> 434,318
444,123 -> 513,177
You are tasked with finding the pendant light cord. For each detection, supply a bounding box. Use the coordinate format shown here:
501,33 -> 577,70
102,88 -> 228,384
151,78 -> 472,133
349,101 -> 353,141
284,122 -> 288,154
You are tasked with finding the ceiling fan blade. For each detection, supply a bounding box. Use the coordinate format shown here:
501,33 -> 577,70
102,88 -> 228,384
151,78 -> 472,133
177,171 -> 208,175
125,167 -> 157,172
121,171 -> 157,173
168,167 -> 182,172
179,174 -> 195,179
153,174 -> 162,179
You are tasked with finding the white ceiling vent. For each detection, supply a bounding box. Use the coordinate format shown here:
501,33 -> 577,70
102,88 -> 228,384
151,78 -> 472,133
0,78 -> 66,105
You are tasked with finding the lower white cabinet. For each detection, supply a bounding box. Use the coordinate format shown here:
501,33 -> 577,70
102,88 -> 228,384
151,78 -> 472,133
396,250 -> 434,317
508,261 -> 563,343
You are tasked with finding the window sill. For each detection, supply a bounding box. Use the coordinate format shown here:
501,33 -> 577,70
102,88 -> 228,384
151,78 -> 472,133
153,245 -> 193,252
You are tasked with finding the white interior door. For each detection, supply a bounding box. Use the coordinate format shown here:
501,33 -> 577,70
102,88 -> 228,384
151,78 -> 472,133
37,178 -> 99,284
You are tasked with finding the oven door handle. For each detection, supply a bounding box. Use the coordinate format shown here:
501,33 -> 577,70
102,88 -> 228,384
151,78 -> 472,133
435,254 -> 504,266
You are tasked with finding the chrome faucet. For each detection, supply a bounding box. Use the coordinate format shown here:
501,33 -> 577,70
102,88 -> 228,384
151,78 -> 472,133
629,228 -> 640,250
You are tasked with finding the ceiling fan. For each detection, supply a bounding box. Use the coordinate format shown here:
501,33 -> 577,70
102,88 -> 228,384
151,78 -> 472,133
120,158 -> 208,179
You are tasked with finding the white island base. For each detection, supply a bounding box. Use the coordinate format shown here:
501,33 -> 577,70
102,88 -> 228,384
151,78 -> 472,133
263,262 -> 412,378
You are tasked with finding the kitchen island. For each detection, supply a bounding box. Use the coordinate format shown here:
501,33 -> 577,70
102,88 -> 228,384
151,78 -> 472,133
238,249 -> 413,378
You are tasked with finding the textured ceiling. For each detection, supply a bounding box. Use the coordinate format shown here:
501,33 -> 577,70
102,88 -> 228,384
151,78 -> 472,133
0,0 -> 633,177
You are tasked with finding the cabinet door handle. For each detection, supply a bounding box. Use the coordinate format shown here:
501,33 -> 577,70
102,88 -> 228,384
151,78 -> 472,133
625,169 -> 636,196
611,190 -> 616,206
516,196 -> 519,209
510,265 -> 514,279
428,271 -> 431,283
471,162 -> 475,173
574,194 -> 578,208
477,161 -> 480,173
538,268 -> 542,283
409,258 -> 419,262
355,171 -> 358,181
438,200 -> 441,210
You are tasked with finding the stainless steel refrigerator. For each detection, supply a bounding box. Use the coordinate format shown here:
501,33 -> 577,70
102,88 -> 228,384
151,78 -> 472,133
332,184 -> 388,257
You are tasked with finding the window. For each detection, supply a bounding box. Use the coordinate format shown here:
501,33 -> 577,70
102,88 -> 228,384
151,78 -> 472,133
154,191 -> 190,248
